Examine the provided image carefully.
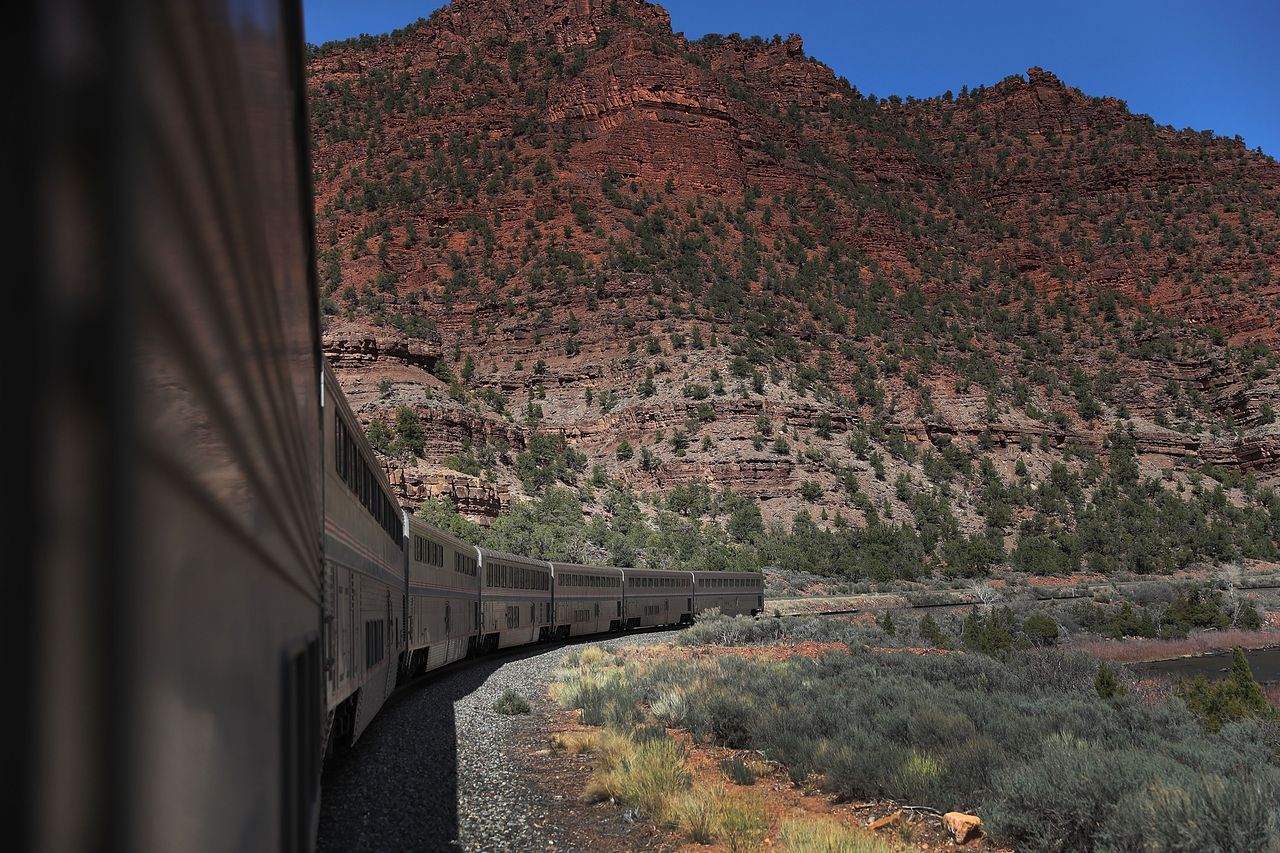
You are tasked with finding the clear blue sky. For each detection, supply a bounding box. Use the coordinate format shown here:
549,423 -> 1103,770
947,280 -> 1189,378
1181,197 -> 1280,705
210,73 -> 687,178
303,0 -> 1279,157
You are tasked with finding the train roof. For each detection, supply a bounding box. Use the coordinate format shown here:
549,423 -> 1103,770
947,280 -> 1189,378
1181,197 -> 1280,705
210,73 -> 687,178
549,562 -> 625,576
476,545 -> 552,567
404,511 -> 479,552
620,566 -> 693,576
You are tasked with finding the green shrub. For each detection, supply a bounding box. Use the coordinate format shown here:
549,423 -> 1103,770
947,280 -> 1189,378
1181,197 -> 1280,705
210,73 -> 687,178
1021,612 -> 1060,646
1095,661 -> 1124,700
1177,647 -> 1278,732
703,687 -> 756,748
720,755 -> 757,785
1130,776 -> 1276,851
917,613 -> 953,648
492,688 -> 531,715
985,736 -> 1168,852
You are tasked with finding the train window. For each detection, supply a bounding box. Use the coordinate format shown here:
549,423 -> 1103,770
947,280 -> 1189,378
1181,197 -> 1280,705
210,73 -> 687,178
455,553 -> 477,576
364,619 -> 385,668
335,411 -> 403,545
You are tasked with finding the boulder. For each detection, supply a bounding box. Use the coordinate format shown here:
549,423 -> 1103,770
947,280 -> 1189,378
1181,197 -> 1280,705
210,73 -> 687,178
942,811 -> 982,844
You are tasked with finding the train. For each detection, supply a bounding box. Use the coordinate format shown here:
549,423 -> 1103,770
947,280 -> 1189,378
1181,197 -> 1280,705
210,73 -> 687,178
23,1 -> 762,851
324,353 -> 764,751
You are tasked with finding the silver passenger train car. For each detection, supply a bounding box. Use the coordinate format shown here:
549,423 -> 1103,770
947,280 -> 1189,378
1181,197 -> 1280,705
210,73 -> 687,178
623,568 -> 697,628
478,546 -> 555,650
550,563 -> 626,637
322,362 -> 406,750
693,571 -> 766,618
27,0 -> 327,850
403,515 -> 480,678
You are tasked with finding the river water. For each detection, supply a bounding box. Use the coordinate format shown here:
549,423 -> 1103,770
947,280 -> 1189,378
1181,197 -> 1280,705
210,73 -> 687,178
1131,645 -> 1280,685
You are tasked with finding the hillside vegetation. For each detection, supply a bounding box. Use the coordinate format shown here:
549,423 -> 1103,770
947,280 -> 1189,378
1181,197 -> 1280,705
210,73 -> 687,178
308,0 -> 1280,581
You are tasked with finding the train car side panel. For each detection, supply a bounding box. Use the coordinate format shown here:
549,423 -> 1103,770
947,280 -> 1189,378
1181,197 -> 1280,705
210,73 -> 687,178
322,363 -> 405,746
549,563 -> 624,637
621,569 -> 694,628
404,514 -> 480,675
478,548 -> 553,650
692,571 -> 764,617
28,1 -> 328,850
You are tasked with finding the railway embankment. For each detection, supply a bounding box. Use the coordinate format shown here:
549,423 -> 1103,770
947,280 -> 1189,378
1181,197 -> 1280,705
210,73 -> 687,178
316,632 -> 665,852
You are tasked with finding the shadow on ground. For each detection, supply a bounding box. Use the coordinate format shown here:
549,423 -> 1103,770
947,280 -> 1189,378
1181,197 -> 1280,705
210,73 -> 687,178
317,628 -> 680,851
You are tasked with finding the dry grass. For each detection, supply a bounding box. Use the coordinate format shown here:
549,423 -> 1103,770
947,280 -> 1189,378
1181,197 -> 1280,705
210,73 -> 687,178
548,728 -> 632,763
717,790 -> 769,852
779,816 -> 904,853
670,785 -> 768,850
577,731 -> 691,822
671,789 -> 720,843
550,644 -> 927,851
1069,629 -> 1280,663
572,645 -> 610,667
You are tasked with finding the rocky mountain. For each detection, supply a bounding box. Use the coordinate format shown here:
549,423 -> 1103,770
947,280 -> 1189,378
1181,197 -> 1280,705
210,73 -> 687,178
306,0 -> 1279,574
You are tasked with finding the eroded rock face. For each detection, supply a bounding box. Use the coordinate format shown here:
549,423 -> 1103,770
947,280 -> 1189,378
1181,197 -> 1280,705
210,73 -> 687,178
390,467 -> 511,523
308,0 -> 1280,526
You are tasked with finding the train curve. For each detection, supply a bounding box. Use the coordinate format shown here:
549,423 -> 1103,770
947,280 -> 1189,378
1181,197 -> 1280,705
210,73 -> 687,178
318,630 -> 672,851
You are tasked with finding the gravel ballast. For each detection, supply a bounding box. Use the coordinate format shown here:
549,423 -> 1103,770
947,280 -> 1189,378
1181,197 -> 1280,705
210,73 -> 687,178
317,632 -> 666,852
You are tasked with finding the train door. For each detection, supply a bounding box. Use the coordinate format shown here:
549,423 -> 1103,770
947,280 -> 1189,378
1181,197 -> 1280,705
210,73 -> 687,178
444,602 -> 451,638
